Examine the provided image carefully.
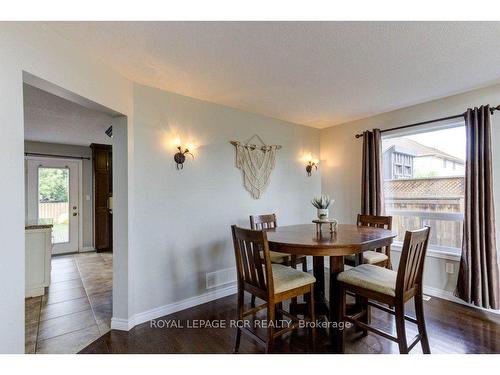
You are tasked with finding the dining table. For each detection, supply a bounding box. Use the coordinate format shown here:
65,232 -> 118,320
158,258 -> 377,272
266,223 -> 397,353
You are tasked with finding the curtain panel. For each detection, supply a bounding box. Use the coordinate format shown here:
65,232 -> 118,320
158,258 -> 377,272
456,105 -> 500,310
361,129 -> 384,216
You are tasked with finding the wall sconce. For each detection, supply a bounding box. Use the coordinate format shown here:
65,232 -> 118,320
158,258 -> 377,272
173,139 -> 195,170
305,154 -> 319,177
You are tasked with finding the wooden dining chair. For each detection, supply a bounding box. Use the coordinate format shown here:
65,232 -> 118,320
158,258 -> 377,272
250,214 -> 308,307
345,214 -> 393,269
231,225 -> 316,353
338,226 -> 431,354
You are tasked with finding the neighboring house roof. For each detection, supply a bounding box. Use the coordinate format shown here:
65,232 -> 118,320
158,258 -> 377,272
384,176 -> 464,199
383,138 -> 464,164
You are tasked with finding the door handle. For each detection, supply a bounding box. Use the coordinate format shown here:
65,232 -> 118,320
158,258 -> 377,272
73,213 -> 78,216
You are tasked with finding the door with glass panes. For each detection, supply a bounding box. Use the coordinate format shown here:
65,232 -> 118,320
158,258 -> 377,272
27,157 -> 80,254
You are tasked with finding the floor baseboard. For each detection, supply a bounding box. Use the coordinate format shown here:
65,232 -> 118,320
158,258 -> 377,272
423,285 -> 500,315
111,284 -> 237,331
80,246 -> 96,252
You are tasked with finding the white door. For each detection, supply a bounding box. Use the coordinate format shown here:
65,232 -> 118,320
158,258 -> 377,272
27,157 -> 80,254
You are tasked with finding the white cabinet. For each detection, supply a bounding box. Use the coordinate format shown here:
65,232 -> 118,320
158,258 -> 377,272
25,227 -> 52,297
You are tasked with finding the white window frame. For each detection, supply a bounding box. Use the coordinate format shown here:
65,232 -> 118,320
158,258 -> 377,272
382,119 -> 465,260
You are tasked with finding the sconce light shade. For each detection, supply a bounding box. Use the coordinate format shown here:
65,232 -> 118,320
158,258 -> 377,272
174,145 -> 194,170
306,161 -> 318,176
304,154 -> 319,177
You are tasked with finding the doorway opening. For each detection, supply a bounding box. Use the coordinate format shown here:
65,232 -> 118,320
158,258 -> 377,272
23,74 -> 125,354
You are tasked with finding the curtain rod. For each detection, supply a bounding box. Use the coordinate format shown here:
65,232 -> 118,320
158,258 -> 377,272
25,152 -> 91,160
354,104 -> 500,138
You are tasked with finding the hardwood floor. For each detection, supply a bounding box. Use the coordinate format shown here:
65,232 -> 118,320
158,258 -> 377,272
80,280 -> 500,354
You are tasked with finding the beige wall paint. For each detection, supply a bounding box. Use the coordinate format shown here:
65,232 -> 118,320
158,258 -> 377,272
320,83 -> 500,298
24,141 -> 94,249
130,84 -> 321,314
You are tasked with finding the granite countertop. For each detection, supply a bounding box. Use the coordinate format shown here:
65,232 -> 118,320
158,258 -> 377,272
25,218 -> 54,230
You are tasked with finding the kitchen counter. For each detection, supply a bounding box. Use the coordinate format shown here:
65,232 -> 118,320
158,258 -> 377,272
25,218 -> 54,230
25,220 -> 53,297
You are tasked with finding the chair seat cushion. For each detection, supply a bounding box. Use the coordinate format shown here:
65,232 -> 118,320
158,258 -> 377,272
345,251 -> 388,265
337,264 -> 397,296
270,251 -> 291,263
272,264 -> 316,294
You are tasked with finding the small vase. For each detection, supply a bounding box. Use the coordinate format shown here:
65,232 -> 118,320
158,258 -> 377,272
317,209 -> 329,220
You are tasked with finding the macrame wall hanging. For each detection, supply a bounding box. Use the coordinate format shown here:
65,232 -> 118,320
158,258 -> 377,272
230,135 -> 282,199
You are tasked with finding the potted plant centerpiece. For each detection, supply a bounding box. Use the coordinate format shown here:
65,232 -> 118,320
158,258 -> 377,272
311,194 -> 333,220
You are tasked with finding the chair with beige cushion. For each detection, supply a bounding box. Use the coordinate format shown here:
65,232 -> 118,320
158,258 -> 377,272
231,225 -> 316,353
249,214 -> 308,307
337,226 -> 431,354
345,214 -> 393,269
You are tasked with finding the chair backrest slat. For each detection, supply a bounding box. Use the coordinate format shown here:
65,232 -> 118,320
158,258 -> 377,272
231,225 -> 273,295
396,227 -> 431,296
357,214 -> 392,253
357,214 -> 392,230
250,214 -> 277,230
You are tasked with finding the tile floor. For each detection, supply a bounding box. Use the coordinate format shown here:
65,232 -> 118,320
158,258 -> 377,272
25,251 -> 112,354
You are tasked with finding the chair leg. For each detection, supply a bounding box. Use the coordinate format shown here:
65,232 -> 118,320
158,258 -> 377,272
358,296 -> 370,337
266,302 -> 276,353
233,328 -> 242,354
302,257 -> 311,305
338,286 -> 346,351
308,285 -> 316,352
415,292 -> 431,354
385,247 -> 393,270
276,302 -> 283,321
250,295 -> 256,308
385,259 -> 392,270
234,288 -> 244,353
290,256 -> 298,308
394,302 -> 408,354
301,256 -> 308,272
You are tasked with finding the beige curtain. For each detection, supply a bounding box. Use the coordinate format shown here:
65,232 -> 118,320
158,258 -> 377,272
361,129 -> 384,216
456,105 -> 499,310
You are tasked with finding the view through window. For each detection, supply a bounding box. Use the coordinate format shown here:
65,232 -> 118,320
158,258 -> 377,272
38,167 -> 70,244
382,124 -> 465,254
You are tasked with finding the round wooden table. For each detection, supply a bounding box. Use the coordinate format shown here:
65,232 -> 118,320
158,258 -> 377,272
266,224 -> 396,353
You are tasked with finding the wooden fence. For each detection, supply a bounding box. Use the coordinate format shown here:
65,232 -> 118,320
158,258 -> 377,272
39,202 -> 68,222
384,177 -> 464,251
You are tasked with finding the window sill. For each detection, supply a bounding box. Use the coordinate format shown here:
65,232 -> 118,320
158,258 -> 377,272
391,243 -> 461,261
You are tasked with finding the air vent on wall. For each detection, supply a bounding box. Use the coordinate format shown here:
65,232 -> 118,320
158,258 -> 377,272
105,125 -> 113,138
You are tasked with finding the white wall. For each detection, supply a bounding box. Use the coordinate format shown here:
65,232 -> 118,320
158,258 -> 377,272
130,84 -> 321,316
0,22 -> 133,353
320,83 -> 500,300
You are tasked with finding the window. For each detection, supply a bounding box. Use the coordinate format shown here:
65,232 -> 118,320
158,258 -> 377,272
382,124 -> 466,255
38,167 -> 70,243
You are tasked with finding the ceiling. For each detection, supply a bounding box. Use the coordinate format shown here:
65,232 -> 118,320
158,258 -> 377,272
24,84 -> 113,146
46,21 -> 500,128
